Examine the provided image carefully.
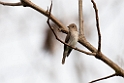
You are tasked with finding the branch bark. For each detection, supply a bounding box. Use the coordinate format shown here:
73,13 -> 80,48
91,0 -> 101,52
47,2 -> 95,56
89,73 -> 117,83
79,0 -> 84,35
0,1 -> 22,6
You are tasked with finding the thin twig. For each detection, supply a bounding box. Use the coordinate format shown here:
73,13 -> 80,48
79,0 -> 84,35
0,1 -> 22,6
91,0 -> 101,52
47,23 -> 95,55
89,73 -> 117,83
21,0 -> 68,33
47,2 -> 95,56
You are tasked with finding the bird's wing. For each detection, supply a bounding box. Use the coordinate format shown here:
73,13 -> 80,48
65,32 -> 71,43
66,48 -> 72,57
64,32 -> 71,50
64,32 -> 72,57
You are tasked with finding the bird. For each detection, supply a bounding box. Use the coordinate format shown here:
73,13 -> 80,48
62,23 -> 79,64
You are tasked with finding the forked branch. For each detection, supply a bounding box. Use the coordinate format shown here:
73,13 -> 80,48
47,2 -> 95,56
0,0 -> 68,33
0,1 -> 22,6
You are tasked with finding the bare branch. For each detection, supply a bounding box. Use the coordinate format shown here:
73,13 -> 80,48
0,1 -> 22,6
89,73 -> 117,83
47,22 -> 95,55
20,0 -> 68,33
1,0 -> 124,80
79,0 -> 84,35
91,0 -> 101,52
0,0 -> 68,33
47,2 -> 95,56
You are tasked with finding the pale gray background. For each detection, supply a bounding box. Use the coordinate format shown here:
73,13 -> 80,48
0,0 -> 124,83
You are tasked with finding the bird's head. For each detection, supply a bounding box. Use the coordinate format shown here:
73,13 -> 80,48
67,23 -> 77,31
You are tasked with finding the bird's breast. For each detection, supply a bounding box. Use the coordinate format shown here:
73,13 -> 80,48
69,31 -> 78,46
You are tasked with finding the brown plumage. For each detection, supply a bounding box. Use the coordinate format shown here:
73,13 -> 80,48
62,23 -> 78,64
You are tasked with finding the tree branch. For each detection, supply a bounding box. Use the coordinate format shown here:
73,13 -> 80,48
79,0 -> 84,35
0,0 -> 68,33
47,2 -> 95,56
89,73 -> 117,83
91,0 -> 101,52
20,0 -> 68,33
0,1 -> 22,6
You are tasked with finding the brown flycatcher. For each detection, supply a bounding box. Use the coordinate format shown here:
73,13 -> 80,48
62,23 -> 78,64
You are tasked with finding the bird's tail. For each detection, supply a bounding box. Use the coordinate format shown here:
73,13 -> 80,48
62,58 -> 65,64
62,51 -> 68,64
